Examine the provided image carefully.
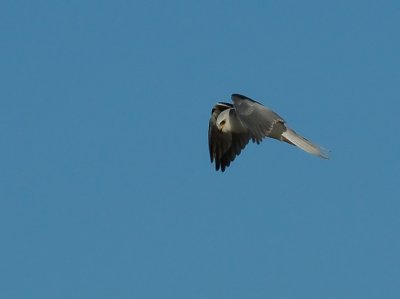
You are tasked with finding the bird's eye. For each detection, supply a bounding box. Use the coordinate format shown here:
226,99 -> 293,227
220,120 -> 226,126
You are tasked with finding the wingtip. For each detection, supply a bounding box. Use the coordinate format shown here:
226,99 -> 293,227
232,93 -> 248,99
231,93 -> 260,104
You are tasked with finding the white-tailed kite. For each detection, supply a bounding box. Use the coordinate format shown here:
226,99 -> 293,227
208,94 -> 329,171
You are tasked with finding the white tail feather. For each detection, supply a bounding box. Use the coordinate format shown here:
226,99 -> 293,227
281,128 -> 329,159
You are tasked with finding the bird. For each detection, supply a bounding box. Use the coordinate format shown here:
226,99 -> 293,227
208,94 -> 329,172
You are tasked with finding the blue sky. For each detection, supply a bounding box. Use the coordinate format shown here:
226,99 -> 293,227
1,0 -> 399,298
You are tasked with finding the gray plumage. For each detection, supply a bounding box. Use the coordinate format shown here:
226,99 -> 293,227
208,94 -> 329,172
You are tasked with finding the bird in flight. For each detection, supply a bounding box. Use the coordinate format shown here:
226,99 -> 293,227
208,94 -> 329,171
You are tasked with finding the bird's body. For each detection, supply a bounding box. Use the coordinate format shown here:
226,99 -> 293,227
208,94 -> 329,171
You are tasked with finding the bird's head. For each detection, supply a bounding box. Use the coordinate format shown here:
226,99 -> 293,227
216,110 -> 230,133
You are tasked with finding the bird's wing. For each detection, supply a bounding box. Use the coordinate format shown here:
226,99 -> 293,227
208,102 -> 233,164
208,103 -> 250,171
231,94 -> 286,143
217,130 -> 251,171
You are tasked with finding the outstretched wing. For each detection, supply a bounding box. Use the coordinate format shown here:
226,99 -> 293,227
231,94 -> 286,143
208,103 -> 250,171
232,94 -> 330,159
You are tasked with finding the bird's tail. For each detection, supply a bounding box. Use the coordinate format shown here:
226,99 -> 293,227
281,128 -> 329,159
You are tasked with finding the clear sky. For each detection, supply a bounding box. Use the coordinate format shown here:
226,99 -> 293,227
1,0 -> 399,298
